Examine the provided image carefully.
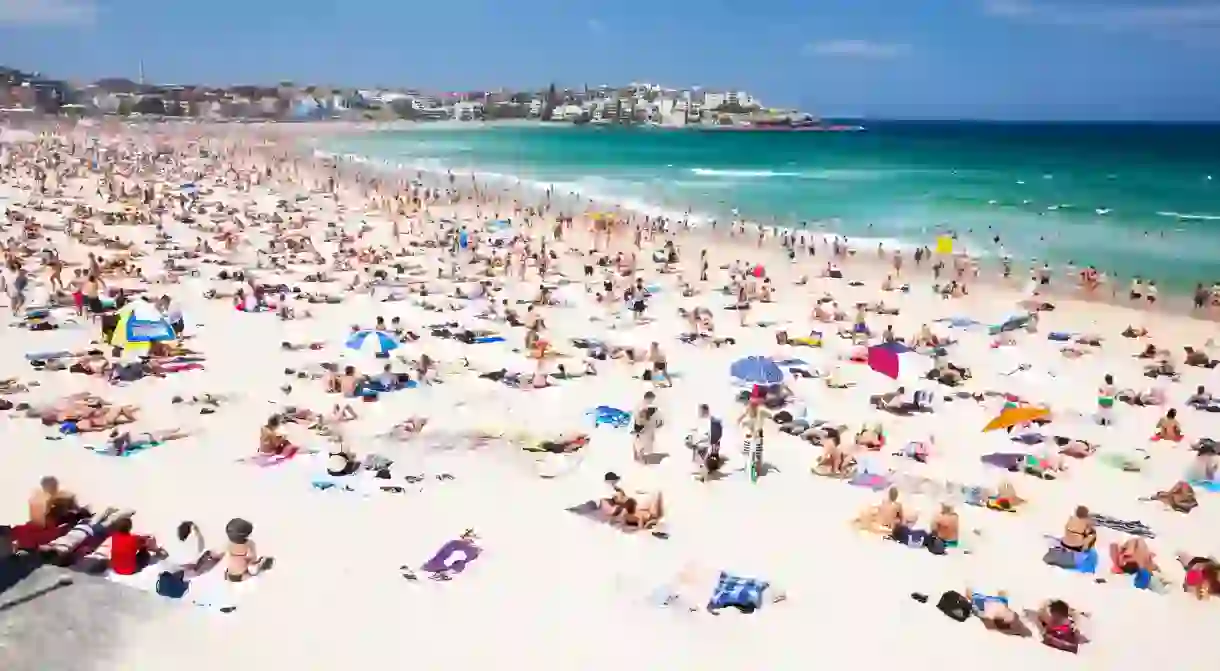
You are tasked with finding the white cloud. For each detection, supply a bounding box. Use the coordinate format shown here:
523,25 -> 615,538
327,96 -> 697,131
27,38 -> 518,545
805,40 -> 907,59
0,0 -> 95,25
981,1 -> 1220,29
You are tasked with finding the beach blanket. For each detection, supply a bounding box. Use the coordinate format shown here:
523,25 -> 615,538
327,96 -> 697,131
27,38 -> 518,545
1047,332 -> 1073,342
588,406 -> 631,429
104,564 -> 248,613
25,350 -> 71,361
235,449 -> 315,468
565,501 -> 669,538
1043,543 -> 1099,574
981,452 -> 1026,470
707,572 -> 770,612
1089,514 -> 1154,538
848,472 -> 891,491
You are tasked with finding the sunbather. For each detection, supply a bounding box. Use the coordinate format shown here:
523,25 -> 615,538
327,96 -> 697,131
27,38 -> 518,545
853,487 -> 904,535
222,518 -> 272,583
1153,409 -> 1183,442
615,492 -> 665,529
1109,537 -> 1160,576
1178,553 -> 1220,600
1059,506 -> 1097,552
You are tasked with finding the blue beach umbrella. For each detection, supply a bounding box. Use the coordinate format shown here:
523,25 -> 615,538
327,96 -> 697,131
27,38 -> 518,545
345,330 -> 399,357
730,356 -> 784,385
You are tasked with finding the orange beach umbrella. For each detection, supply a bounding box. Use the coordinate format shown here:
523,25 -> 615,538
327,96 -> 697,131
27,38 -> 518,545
983,405 -> 1050,432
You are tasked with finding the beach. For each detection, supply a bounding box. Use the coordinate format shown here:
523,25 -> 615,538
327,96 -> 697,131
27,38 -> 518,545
2,120 -> 1220,671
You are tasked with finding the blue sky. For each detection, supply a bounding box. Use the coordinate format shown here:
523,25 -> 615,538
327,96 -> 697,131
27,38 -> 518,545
2,0 -> 1220,120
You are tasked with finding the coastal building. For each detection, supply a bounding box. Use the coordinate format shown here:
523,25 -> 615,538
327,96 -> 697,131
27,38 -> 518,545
528,99 -> 543,117
453,101 -> 483,121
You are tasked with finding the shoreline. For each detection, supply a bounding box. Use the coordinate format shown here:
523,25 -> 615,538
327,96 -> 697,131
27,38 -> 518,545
309,130 -> 1220,323
313,122 -> 1220,299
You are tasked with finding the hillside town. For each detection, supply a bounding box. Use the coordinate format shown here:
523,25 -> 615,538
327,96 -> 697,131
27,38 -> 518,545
0,65 -> 817,127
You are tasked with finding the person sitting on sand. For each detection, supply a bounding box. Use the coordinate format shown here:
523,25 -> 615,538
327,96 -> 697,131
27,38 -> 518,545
598,472 -> 630,516
853,487 -> 904,535
1059,505 -> 1097,552
222,518 -> 272,583
258,415 -> 297,456
99,515 -> 166,575
613,491 -> 664,529
338,365 -> 361,396
1178,553 -> 1220,600
165,521 -> 215,576
912,324 -> 939,349
814,433 -> 855,477
929,503 -> 960,549
1154,408 -> 1183,442
1187,385 -> 1214,408
28,476 -> 83,528
1109,537 -> 1160,576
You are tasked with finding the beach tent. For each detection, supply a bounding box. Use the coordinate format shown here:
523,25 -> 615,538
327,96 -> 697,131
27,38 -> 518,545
109,300 -> 175,353
935,235 -> 954,254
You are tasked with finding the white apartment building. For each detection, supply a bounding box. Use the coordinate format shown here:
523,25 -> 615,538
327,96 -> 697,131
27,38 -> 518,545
703,92 -> 726,109
528,99 -> 543,117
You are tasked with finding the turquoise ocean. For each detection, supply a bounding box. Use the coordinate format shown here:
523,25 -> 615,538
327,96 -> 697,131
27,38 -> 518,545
322,121 -> 1220,290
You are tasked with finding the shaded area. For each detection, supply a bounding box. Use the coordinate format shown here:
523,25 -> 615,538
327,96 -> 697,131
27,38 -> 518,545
0,563 -> 186,671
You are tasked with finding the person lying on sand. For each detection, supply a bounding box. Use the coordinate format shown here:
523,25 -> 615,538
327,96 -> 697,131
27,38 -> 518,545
1146,481 -> 1198,513
962,587 -> 1026,635
281,340 -> 325,351
1109,537 -> 1160,576
855,423 -> 885,450
102,428 -> 191,456
1034,599 -> 1089,652
388,416 -> 429,441
853,487 -> 905,535
50,402 -> 139,433
1178,553 -> 1220,600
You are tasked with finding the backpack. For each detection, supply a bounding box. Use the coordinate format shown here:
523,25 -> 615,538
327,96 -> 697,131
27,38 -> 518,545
936,590 -> 971,622
156,570 -> 189,599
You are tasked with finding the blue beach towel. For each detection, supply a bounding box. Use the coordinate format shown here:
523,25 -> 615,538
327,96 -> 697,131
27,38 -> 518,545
1048,331 -> 1073,342
708,572 -> 769,612
473,336 -> 505,344
1189,480 -> 1220,493
588,406 -> 631,428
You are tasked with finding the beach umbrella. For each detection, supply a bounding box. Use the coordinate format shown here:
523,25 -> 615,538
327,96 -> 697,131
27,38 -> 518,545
345,329 -> 399,357
730,356 -> 784,385
110,300 -> 175,350
866,343 -> 910,380
983,405 -> 1050,433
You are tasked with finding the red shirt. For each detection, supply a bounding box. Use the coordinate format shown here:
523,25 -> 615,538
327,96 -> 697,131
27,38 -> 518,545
109,531 -> 146,575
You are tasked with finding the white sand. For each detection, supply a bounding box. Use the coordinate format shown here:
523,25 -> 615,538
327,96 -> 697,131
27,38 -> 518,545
2,124 -> 1219,670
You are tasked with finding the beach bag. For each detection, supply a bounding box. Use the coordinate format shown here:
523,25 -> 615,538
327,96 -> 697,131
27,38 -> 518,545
156,570 -> 189,599
1043,546 -> 1078,569
935,590 -> 971,622
925,535 -> 947,556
